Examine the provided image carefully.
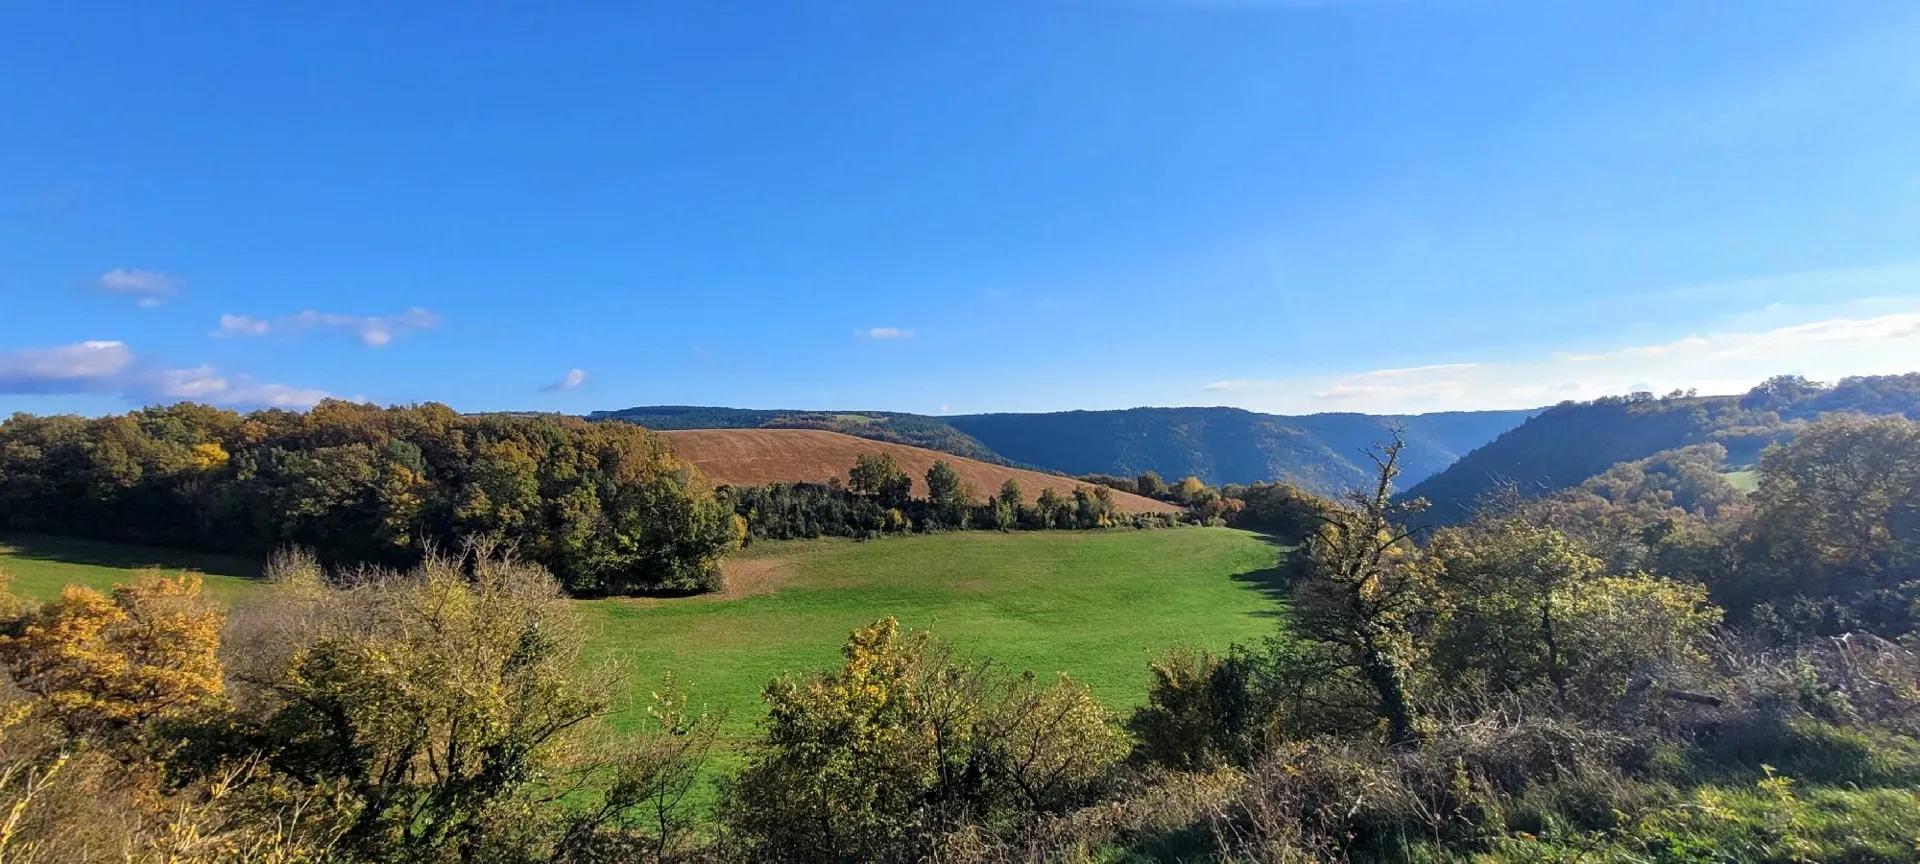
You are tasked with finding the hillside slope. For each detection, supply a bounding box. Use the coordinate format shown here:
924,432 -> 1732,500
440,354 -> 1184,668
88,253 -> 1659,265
591,406 -> 1007,463
1406,373 -> 1920,522
659,429 -> 1179,514
945,407 -> 1536,492
601,404 -> 1533,496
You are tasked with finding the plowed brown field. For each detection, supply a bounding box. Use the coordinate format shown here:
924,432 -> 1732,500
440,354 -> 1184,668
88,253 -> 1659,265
659,429 -> 1178,515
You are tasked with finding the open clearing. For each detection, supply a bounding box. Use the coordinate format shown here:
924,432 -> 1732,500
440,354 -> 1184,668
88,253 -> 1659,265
585,528 -> 1285,738
2,528 -> 1285,740
660,428 -> 1179,514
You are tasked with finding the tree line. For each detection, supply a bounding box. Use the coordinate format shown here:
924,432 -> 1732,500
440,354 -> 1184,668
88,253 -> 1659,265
1078,469 -> 1331,537
0,402 -> 742,595
723,452 -> 1185,542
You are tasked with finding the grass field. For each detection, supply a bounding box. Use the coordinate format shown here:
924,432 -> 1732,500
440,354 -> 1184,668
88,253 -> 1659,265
585,528 -> 1285,737
0,533 -> 262,603
1,527 -> 1287,740
1724,468 -> 1760,492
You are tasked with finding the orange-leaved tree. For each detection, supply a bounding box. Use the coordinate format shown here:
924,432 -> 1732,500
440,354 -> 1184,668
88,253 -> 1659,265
0,571 -> 226,738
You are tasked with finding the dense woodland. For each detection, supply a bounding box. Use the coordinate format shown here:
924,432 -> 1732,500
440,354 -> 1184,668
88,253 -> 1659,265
1409,372 -> 1920,522
1,401 -> 1919,861
0,402 -> 744,595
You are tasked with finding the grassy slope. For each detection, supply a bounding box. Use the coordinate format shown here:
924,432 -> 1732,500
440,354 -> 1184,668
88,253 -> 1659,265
583,528 -> 1285,738
0,533 -> 261,603
660,428 -> 1178,513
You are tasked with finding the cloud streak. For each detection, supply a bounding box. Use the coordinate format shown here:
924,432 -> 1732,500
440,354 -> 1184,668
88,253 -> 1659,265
213,308 -> 440,347
1204,311 -> 1920,414
856,326 -> 915,340
539,368 -> 588,393
95,268 -> 181,307
0,341 -> 328,409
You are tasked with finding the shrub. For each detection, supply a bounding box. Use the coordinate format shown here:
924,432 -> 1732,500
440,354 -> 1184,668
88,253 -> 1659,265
1129,646 -> 1272,770
721,618 -> 1125,862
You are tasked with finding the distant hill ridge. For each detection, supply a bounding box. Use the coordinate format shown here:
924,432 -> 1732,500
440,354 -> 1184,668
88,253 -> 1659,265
945,407 -> 1535,494
657,428 -> 1178,514
1405,372 -> 1920,523
588,406 -> 1013,464
592,404 -> 1537,496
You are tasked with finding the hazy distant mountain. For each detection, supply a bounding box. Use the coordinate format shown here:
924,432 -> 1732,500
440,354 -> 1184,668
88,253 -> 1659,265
592,404 -> 1536,496
1405,373 -> 1920,523
945,407 -> 1537,493
587,406 -> 1011,463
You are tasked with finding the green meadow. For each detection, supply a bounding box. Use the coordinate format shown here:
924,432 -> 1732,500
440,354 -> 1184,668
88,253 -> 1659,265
1,528 -> 1288,738
584,528 -> 1285,737
0,532 -> 262,604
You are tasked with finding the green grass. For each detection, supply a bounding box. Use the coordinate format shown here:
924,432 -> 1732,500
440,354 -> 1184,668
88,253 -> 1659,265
581,528 -> 1287,738
2,527 -> 1287,740
1724,469 -> 1760,493
0,532 -> 262,603
0,527 -> 1286,821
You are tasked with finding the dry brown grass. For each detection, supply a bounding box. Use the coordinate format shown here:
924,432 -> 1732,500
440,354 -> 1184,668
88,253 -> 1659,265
660,429 -> 1179,515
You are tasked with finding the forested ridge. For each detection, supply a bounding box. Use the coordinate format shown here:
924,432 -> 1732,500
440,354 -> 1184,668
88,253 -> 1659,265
1408,372 -> 1920,522
588,406 -> 1015,466
596,403 -> 1536,495
948,406 -> 1534,491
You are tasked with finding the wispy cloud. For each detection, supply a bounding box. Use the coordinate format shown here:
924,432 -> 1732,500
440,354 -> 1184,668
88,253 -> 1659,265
0,341 -> 136,391
0,341 -> 328,409
213,307 -> 440,347
856,327 -> 915,340
1203,309 -> 1920,414
95,268 -> 181,307
213,314 -> 272,337
539,368 -> 588,393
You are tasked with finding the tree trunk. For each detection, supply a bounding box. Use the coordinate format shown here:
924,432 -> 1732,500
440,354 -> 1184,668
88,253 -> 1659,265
1541,598 -> 1567,700
1359,642 -> 1419,748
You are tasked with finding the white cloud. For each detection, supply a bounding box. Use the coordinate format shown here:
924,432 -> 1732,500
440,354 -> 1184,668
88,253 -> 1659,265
0,341 -> 328,409
0,341 -> 135,392
95,269 -> 181,307
856,327 -> 915,340
1205,310 -> 1920,414
539,368 -> 588,393
212,307 -> 440,347
143,365 -> 331,409
212,314 -> 272,337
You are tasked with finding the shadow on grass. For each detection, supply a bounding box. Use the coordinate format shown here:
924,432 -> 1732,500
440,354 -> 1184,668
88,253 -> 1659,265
1227,533 -> 1296,619
0,532 -> 260,581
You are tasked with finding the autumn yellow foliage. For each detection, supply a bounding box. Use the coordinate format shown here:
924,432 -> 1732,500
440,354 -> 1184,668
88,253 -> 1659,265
0,572 -> 226,735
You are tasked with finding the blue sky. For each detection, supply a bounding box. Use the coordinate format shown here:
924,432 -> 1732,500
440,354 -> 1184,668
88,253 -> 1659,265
5,0 -> 1920,417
